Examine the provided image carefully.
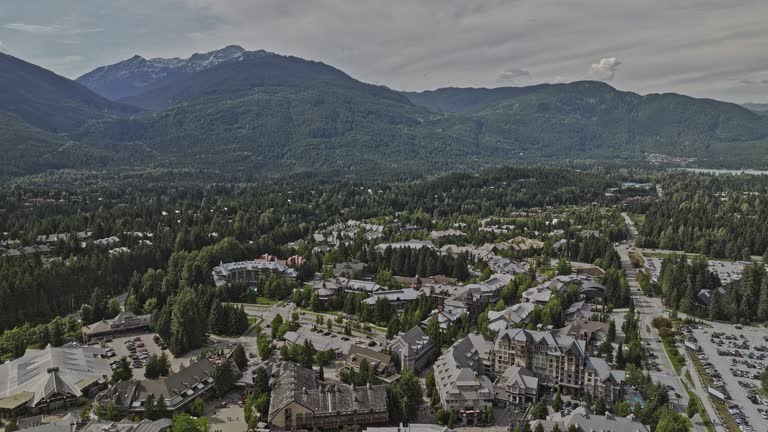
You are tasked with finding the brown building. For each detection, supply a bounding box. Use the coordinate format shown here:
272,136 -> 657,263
268,364 -> 388,430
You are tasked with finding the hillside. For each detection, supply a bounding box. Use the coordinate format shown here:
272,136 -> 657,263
2,48 -> 768,179
77,45 -> 250,101
0,52 -> 136,133
406,82 -> 768,166
744,103 -> 768,113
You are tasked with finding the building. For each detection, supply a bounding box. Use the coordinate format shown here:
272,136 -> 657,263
93,358 -> 218,416
487,303 -> 535,332
13,413 -> 78,432
334,262 -> 366,277
364,425 -> 455,432
82,312 -> 152,342
493,366 -> 539,409
582,357 -> 625,402
0,345 -> 112,419
345,346 -> 394,376
81,419 -> 172,432
268,364 -> 388,429
362,288 -> 423,310
429,230 -> 466,240
521,276 -> 605,305
564,301 -> 593,321
212,259 -> 298,288
558,320 -> 610,348
340,279 -> 386,294
388,327 -> 434,373
492,329 -> 624,401
283,331 -> 343,353
374,240 -> 435,252
530,406 -> 649,432
432,334 -> 494,425
696,287 -> 727,307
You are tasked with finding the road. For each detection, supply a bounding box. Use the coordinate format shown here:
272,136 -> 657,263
619,213 -> 724,432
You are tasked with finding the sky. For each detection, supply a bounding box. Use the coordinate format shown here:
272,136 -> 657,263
2,0 -> 768,103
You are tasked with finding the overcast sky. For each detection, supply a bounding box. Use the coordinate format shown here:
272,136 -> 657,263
2,0 -> 768,103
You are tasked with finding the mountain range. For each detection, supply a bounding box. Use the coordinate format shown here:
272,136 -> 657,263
1,45 -> 767,179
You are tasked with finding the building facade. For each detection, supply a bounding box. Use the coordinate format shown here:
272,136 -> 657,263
268,364 -> 388,430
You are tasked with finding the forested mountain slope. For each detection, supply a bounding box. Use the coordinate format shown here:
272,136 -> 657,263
2,48 -> 768,179
0,52 -> 136,133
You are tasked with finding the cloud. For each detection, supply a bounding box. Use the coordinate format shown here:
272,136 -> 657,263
589,57 -> 622,81
3,22 -> 102,35
740,78 -> 768,85
497,68 -> 532,83
3,22 -> 62,34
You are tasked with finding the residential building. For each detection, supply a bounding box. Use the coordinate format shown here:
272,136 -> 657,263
364,425 -> 455,432
13,413 -> 78,432
432,334 -> 494,425
564,301 -> 593,321
374,240 -> 435,252
362,288 -> 423,310
268,364 -> 388,429
429,230 -> 466,240
345,346 -> 394,376
582,357 -> 625,402
530,406 -> 649,432
388,327 -> 434,373
558,320 -> 610,349
493,366 -> 539,409
93,357 -> 219,416
81,419 -> 172,432
492,329 -> 624,401
0,345 -> 112,419
82,312 -> 152,342
212,259 -> 298,288
334,262 -> 366,277
283,331 -> 343,352
487,303 -> 535,332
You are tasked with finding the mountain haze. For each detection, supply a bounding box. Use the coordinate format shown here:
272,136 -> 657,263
2,46 -> 768,178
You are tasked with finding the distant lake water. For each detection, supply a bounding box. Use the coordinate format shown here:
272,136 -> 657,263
677,168 -> 768,175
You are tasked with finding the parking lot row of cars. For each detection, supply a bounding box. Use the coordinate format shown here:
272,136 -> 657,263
107,334 -> 167,370
703,330 -> 768,432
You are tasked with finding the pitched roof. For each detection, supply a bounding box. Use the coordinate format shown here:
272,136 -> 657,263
268,364 -> 387,422
346,346 -> 392,373
495,366 -> 538,390
0,345 -> 112,408
494,329 -> 586,357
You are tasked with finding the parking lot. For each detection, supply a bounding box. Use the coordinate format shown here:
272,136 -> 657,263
105,332 -> 172,378
690,323 -> 768,431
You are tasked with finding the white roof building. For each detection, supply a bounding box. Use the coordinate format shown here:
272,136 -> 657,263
0,345 -> 112,415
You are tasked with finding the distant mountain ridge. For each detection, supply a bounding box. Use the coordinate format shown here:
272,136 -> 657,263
0,52 -> 136,133
1,47 -> 768,179
77,45 -> 258,101
744,103 -> 768,113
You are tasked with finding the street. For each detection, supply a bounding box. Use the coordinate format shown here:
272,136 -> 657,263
619,213 -> 725,432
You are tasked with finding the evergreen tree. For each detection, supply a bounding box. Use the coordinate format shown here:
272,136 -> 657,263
608,319 -> 616,342
233,344 -> 248,369
552,391 -> 562,411
155,395 -> 168,420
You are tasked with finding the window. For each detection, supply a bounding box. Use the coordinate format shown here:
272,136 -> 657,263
285,408 -> 292,427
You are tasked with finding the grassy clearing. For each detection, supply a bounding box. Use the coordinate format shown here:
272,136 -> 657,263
661,337 -> 686,375
253,296 -> 277,305
627,213 -> 646,229
685,369 -> 694,386
641,250 -> 706,260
